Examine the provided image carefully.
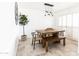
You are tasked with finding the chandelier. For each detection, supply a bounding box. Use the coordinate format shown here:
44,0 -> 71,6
44,3 -> 54,16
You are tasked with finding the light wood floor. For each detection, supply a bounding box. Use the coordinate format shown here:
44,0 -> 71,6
16,37 -> 78,56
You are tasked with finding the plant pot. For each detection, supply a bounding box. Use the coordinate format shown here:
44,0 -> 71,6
21,35 -> 27,41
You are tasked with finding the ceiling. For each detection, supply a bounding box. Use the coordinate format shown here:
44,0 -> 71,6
18,2 -> 79,12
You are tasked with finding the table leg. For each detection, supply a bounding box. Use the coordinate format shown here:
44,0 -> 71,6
45,41 -> 48,52
42,40 -> 45,48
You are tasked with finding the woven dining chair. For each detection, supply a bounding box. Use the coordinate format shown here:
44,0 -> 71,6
31,32 -> 42,49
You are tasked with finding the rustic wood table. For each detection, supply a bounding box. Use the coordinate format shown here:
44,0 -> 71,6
36,29 -> 65,52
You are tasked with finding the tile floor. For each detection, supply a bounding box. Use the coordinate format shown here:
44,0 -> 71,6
16,37 -> 78,56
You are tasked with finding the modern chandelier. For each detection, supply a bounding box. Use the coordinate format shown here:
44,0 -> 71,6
44,3 -> 54,16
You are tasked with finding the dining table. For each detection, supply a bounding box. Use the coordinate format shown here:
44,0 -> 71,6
36,28 -> 66,52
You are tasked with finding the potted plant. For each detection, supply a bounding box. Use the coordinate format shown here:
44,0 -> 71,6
19,14 -> 29,41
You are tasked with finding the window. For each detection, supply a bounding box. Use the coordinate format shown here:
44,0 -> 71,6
62,16 -> 67,26
58,13 -> 79,27
59,17 -> 62,26
73,13 -> 79,27
66,14 -> 73,27
58,15 -> 67,26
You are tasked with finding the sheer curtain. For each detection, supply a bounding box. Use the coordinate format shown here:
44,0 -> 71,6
58,13 -> 79,41
73,13 -> 79,40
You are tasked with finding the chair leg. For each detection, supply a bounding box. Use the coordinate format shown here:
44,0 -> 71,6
33,41 -> 35,49
63,38 -> 65,46
41,40 -> 43,44
39,40 -> 41,44
32,39 -> 33,45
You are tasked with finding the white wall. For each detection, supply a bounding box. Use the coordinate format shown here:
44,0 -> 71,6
54,4 -> 79,17
18,8 -> 54,38
0,2 -> 18,56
